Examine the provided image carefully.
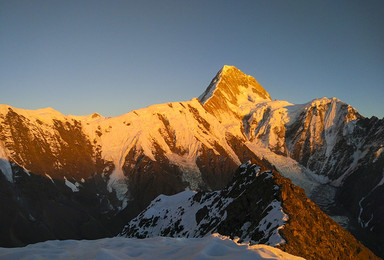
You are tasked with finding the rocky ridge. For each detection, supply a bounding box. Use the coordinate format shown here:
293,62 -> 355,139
121,162 -> 379,260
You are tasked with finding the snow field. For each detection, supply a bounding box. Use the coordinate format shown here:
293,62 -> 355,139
0,235 -> 304,260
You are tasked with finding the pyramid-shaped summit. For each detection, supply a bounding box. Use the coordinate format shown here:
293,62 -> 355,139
198,65 -> 271,121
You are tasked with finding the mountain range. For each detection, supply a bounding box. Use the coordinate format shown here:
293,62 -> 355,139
0,65 -> 382,258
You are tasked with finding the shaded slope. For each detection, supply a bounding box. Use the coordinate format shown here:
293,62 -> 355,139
121,162 -> 379,260
0,162 -> 121,247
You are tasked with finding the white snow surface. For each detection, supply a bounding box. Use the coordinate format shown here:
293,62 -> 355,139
246,144 -> 324,197
124,189 -> 235,239
253,200 -> 288,246
0,146 -> 13,182
245,100 -> 295,153
0,235 -> 303,260
0,158 -> 13,183
64,177 -> 79,192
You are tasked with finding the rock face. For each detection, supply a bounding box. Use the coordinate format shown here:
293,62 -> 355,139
0,65 -> 382,257
0,107 -> 110,180
0,163 -> 122,247
120,162 -> 379,260
199,65 -> 271,123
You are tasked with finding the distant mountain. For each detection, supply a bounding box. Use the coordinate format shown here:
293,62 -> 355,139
120,162 -> 378,260
0,65 -> 382,257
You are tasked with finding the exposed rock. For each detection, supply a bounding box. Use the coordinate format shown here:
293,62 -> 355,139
199,65 -> 271,123
0,162 -> 119,247
121,162 -> 379,259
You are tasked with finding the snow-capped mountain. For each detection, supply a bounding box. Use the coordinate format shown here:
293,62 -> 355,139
0,65 -> 382,257
121,162 -> 378,260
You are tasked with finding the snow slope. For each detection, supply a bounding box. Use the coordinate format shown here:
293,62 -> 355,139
0,235 -> 303,260
121,163 -> 289,247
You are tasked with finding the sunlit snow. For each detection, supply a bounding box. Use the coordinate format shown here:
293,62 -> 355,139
0,235 -> 303,260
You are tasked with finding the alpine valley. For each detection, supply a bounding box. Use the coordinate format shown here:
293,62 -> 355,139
0,66 -> 382,259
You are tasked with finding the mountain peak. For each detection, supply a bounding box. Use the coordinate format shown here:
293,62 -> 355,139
198,66 -> 271,121
221,64 -> 236,73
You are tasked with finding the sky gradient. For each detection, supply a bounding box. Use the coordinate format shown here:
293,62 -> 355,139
1,0 -> 383,118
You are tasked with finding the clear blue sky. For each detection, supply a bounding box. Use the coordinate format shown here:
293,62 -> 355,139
1,0 -> 383,118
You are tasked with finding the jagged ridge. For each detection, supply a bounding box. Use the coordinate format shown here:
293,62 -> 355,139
120,162 -> 379,260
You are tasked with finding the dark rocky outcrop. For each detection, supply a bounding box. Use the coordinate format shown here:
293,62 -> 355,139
0,162 -> 122,247
121,162 -> 379,259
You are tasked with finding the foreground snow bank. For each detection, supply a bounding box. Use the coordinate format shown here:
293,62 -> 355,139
0,234 -> 303,260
